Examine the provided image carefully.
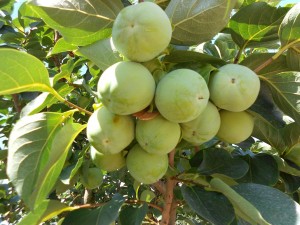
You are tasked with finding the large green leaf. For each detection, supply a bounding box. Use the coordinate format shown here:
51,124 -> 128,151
228,2 -> 288,49
237,153 -> 279,186
17,200 -> 76,225
77,38 -> 122,71
7,111 -> 86,210
233,183 -> 300,225
62,194 -> 125,225
260,71 -> 300,124
181,185 -> 235,225
119,204 -> 148,225
279,3 -> 300,46
27,0 -> 124,46
165,0 -> 236,45
198,148 -> 249,179
0,48 -> 52,95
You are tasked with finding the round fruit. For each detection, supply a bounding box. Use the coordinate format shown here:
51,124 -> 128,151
181,101 -> 221,145
209,64 -> 260,112
217,110 -> 254,144
126,144 -> 168,184
136,115 -> 181,155
112,2 -> 172,62
98,61 -> 155,115
90,146 -> 126,172
155,69 -> 209,123
86,106 -> 134,154
80,167 -> 103,189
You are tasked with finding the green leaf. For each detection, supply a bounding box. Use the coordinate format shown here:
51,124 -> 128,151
7,111 -> 86,210
48,38 -> 77,56
279,3 -> 300,46
62,194 -> 125,225
252,116 -> 286,153
0,48 -> 52,96
60,156 -> 84,185
209,178 -> 271,225
181,185 -> 235,225
17,200 -> 76,225
237,153 -> 279,186
228,2 -> 288,48
280,172 -> 300,194
0,150 -> 8,160
260,71 -> 300,124
20,83 -> 74,117
77,38 -> 122,71
165,0 -> 236,45
27,0 -> 124,46
140,190 -> 156,202
274,155 -> 300,176
282,122 -> 300,150
232,183 -> 300,225
119,204 -> 148,225
198,148 -> 249,179
163,50 -> 226,66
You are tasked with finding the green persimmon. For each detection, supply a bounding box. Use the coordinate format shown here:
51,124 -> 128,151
90,147 -> 126,172
136,115 -> 181,154
209,64 -> 260,112
112,2 -> 172,62
126,144 -> 168,184
181,101 -> 221,145
86,106 -> 134,154
217,110 -> 254,144
80,167 -> 103,189
98,61 -> 155,115
155,69 -> 209,123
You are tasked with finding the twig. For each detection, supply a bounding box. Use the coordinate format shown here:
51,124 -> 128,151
12,94 -> 22,113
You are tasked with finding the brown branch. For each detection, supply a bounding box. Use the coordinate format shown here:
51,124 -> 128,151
253,57 -> 274,74
83,189 -> 93,204
169,200 -> 178,225
152,180 -> 166,194
12,94 -> 22,113
63,99 -> 93,116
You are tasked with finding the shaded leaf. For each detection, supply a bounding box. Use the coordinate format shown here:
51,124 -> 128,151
77,38 -> 122,71
233,183 -> 300,225
274,155 -> 300,177
166,0 -> 236,45
49,38 -> 77,56
182,185 -> 235,225
279,3 -> 300,46
260,71 -> 300,124
198,148 -> 249,179
27,0 -> 124,46
17,200 -> 76,225
119,203 -> 148,225
0,48 -> 52,96
237,153 -> 279,186
280,172 -> 300,194
228,2 -> 288,48
7,111 -> 86,209
62,194 -> 125,225
163,50 -> 226,66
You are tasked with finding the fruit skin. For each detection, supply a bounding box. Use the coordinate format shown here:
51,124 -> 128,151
155,69 -> 209,123
217,110 -> 254,144
136,115 -> 181,155
209,64 -> 260,112
80,167 -> 103,189
86,106 -> 134,154
98,61 -> 155,115
181,101 -> 221,145
90,146 -> 126,172
126,144 -> 168,184
112,2 -> 172,62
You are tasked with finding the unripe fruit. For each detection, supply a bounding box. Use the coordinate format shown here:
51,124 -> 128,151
126,144 -> 168,184
209,64 -> 260,112
217,110 -> 254,144
112,2 -> 172,62
136,115 -> 181,154
80,167 -> 103,189
98,61 -> 155,115
90,146 -> 125,172
86,106 -> 134,154
181,102 -> 221,145
155,69 -> 209,123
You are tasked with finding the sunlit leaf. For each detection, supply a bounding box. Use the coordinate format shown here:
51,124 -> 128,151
165,0 -> 236,45
119,204 -> 148,225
